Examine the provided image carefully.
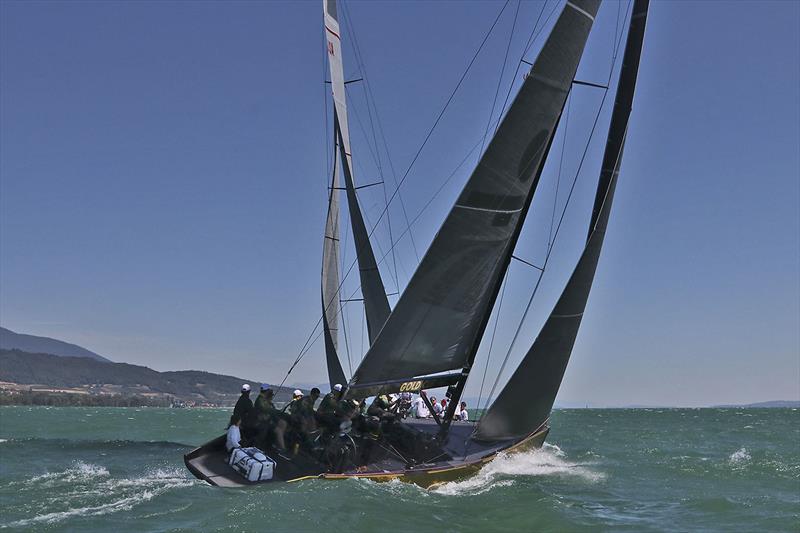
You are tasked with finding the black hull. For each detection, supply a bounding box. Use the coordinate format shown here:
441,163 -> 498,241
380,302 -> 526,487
184,419 -> 549,488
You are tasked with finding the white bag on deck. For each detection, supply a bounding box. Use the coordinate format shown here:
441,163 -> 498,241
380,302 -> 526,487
228,446 -> 275,482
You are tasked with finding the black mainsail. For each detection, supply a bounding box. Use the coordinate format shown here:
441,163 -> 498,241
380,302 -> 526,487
321,0 -> 391,388
348,0 -> 601,397
476,0 -> 650,441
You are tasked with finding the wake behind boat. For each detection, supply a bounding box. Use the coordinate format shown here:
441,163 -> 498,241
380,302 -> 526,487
186,0 -> 649,487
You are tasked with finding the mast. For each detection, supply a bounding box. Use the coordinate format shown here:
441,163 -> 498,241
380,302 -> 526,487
321,0 -> 391,387
475,0 -> 650,441
347,0 -> 600,400
324,0 -> 391,345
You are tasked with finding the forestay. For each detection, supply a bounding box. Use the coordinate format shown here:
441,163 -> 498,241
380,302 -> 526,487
348,0 -> 601,395
476,0 -> 650,441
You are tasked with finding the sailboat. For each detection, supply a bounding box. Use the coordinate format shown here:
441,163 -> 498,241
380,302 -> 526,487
185,0 -> 649,488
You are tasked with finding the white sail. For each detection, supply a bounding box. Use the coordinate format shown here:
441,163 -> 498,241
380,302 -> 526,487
323,0 -> 391,347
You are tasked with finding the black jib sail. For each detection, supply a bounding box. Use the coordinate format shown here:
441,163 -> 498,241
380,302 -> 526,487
348,0 -> 601,397
476,0 -> 650,441
321,0 -> 391,388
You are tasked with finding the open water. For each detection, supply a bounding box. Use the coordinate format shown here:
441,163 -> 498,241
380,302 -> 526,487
0,406 -> 797,532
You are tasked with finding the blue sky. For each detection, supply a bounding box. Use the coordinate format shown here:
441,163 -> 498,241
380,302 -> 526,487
1,0 -> 797,407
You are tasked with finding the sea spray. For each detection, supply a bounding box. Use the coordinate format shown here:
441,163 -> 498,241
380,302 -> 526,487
433,443 -> 605,496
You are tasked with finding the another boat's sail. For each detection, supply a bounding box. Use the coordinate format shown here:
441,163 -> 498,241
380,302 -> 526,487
321,0 -> 391,387
476,0 -> 650,441
347,0 -> 601,397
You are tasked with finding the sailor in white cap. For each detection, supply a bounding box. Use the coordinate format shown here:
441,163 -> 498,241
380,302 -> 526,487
316,384 -> 345,432
233,383 -> 253,421
287,389 -> 306,425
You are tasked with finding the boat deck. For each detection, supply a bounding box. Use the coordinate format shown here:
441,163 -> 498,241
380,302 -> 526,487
185,418 -> 547,488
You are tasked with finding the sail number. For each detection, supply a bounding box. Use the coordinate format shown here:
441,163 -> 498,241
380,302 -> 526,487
399,381 -> 423,392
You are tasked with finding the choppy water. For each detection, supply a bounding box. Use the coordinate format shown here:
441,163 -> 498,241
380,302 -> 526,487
0,407 -> 797,531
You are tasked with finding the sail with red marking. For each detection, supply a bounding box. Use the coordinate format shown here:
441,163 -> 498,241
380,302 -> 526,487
321,0 -> 391,388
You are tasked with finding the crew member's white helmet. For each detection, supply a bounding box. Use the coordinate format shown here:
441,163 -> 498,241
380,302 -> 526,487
293,389 -> 303,398
333,384 -> 343,392
241,384 -> 251,392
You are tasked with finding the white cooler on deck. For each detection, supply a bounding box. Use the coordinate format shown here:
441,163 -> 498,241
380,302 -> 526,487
228,447 -> 275,482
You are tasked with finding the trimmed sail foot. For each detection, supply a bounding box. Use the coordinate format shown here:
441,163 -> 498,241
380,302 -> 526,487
475,0 -> 649,442
345,372 -> 462,400
350,0 -> 600,394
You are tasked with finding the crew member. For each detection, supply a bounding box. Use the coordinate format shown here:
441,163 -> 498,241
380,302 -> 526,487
287,389 -> 304,417
431,396 -> 442,416
226,413 -> 242,452
413,394 -> 430,418
300,388 -> 321,432
233,384 -> 253,421
367,394 -> 397,422
316,384 -> 344,432
252,385 -> 288,451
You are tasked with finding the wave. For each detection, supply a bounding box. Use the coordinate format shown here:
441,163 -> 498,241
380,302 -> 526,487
432,443 -> 605,496
2,467 -> 196,528
23,461 -> 110,487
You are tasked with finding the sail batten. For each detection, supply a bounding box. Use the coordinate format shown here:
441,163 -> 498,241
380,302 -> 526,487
476,0 -> 650,441
348,0 -> 601,393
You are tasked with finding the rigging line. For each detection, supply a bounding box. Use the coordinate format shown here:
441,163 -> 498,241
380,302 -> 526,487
522,0 -> 563,59
280,1 -> 512,385
479,0 -> 521,157
350,0 -> 511,251
353,186 -> 400,291
338,22 -> 401,294
346,82 -> 402,292
492,0 -> 550,136
340,0 -> 420,263
373,135 -> 485,271
280,273 -> 368,389
612,0 -> 622,77
549,91 -> 573,248
608,0 -> 633,84
475,267 -> 511,417
481,79 -> 613,415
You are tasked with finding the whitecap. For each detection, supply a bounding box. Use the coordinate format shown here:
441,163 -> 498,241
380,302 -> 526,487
3,467 -> 195,528
432,443 -> 604,496
729,447 -> 751,464
25,462 -> 110,486
0,439 -> 7,444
